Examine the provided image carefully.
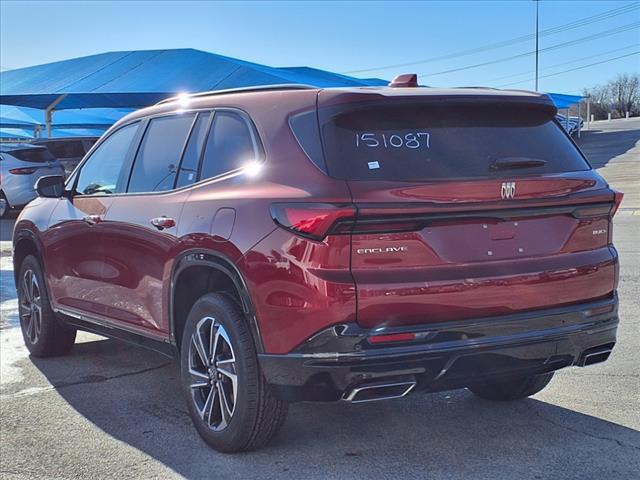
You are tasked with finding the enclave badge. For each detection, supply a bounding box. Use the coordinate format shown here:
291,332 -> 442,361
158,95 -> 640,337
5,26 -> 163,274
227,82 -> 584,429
356,246 -> 408,254
501,181 -> 516,199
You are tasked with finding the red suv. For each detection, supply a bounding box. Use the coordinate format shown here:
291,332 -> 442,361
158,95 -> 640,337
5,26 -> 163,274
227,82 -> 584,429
13,81 -> 623,452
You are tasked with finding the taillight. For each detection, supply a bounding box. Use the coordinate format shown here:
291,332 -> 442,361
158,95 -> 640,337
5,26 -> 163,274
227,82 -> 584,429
368,332 -> 416,344
270,203 -> 356,240
9,167 -> 38,175
612,190 -> 624,216
608,190 -> 624,245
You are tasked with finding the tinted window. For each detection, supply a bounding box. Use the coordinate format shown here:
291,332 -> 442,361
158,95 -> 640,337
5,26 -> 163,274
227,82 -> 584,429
76,123 -> 138,195
41,140 -> 85,159
176,112 -> 211,188
321,104 -> 589,180
10,148 -> 55,163
200,111 -> 256,180
128,114 -> 195,193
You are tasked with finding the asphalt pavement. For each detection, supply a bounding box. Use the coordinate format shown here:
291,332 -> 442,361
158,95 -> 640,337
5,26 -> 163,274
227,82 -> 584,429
1,118 -> 639,479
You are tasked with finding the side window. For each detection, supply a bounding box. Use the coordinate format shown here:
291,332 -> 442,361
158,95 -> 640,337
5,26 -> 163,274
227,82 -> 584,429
199,111 -> 258,181
176,112 -> 211,188
127,114 -> 195,193
75,123 -> 139,195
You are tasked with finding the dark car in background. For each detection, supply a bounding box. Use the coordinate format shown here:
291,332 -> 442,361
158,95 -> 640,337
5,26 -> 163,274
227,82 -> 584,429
34,137 -> 99,176
12,81 -> 623,452
556,114 -> 584,136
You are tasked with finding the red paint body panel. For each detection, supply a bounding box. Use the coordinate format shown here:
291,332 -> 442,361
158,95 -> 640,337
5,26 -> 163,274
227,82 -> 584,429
348,171 -> 616,331
45,196 -> 113,317
354,248 -> 615,327
100,191 -> 189,334
238,228 -> 356,354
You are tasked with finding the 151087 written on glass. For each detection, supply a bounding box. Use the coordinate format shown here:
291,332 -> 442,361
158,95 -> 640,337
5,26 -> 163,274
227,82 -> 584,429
354,132 -> 431,150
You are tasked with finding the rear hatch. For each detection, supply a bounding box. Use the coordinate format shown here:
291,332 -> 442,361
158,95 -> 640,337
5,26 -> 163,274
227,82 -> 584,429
317,90 -> 620,329
6,146 -> 63,174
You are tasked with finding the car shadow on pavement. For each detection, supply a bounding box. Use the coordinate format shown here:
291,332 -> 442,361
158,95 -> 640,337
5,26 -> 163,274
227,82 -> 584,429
578,128 -> 640,169
28,337 -> 640,480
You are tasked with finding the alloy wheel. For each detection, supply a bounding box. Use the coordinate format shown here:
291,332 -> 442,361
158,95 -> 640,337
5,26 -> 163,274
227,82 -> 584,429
188,316 -> 238,431
19,269 -> 42,343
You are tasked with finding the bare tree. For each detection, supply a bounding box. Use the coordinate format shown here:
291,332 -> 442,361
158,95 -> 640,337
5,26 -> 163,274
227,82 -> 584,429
582,84 -> 610,119
582,73 -> 640,119
610,73 -> 639,116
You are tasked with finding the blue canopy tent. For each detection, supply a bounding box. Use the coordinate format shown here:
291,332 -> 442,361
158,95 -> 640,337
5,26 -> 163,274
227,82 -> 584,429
0,128 -> 33,140
0,105 -> 132,138
546,93 -> 584,109
546,92 -> 585,136
0,49 -> 387,135
0,126 -> 107,140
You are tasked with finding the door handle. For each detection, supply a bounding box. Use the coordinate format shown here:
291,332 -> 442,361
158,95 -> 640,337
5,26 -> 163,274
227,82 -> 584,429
83,214 -> 102,225
151,216 -> 176,230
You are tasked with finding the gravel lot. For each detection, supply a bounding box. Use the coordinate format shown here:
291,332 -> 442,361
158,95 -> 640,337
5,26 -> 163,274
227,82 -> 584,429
1,118 -> 639,479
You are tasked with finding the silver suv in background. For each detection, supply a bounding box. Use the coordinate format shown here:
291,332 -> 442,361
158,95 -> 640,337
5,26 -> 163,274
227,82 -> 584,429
0,144 -> 65,218
33,137 -> 98,176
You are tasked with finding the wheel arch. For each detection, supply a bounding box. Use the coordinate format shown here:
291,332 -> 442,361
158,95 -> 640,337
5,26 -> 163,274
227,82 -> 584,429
12,229 -> 44,285
170,249 -> 263,353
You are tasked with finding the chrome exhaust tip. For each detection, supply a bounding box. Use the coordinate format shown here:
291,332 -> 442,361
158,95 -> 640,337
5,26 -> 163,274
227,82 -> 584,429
579,344 -> 614,367
342,380 -> 417,403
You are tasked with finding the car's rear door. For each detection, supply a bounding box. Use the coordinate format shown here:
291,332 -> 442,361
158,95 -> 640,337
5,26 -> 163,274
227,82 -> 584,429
99,112 -> 202,336
318,93 -> 620,330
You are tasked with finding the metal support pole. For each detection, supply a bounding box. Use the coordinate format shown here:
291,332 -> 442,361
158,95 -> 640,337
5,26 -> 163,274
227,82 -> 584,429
43,94 -> 68,138
577,102 -> 581,138
45,109 -> 52,138
586,98 -> 591,130
535,0 -> 539,91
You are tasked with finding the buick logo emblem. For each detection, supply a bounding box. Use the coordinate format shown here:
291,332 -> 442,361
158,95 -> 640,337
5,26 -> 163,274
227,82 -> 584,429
501,182 -> 516,199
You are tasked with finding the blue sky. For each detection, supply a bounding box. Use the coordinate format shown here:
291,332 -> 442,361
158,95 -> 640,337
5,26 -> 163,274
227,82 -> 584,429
1,0 -> 638,94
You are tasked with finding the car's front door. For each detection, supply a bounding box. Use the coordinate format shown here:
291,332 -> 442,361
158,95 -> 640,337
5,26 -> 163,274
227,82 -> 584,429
45,122 -> 141,318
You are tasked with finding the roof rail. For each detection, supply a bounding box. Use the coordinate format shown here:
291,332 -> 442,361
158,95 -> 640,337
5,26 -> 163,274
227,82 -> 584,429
454,86 -> 501,90
156,84 -> 317,105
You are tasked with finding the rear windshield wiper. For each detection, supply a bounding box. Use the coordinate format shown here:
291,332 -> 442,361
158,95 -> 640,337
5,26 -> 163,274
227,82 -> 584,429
489,157 -> 547,170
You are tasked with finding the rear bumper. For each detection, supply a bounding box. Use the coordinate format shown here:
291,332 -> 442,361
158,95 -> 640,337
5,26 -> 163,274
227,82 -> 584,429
258,295 -> 619,402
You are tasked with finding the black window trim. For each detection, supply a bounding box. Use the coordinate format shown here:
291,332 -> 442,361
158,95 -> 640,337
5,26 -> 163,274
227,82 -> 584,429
174,110 -> 214,190
69,106 -> 265,198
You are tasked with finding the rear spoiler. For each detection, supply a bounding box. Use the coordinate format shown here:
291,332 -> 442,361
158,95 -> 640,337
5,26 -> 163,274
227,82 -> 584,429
318,90 -> 558,116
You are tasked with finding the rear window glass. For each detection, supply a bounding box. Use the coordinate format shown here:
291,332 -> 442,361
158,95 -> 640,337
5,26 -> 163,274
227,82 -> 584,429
40,141 -> 85,159
10,148 -> 56,163
320,104 -> 589,180
200,111 -> 256,180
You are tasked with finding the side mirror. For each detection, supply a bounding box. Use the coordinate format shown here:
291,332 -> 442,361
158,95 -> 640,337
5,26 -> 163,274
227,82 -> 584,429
35,175 -> 65,198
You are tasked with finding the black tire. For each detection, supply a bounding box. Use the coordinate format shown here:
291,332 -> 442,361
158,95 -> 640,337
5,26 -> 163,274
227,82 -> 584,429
17,255 -> 76,357
0,191 -> 9,219
468,372 -> 554,401
180,293 -> 288,453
